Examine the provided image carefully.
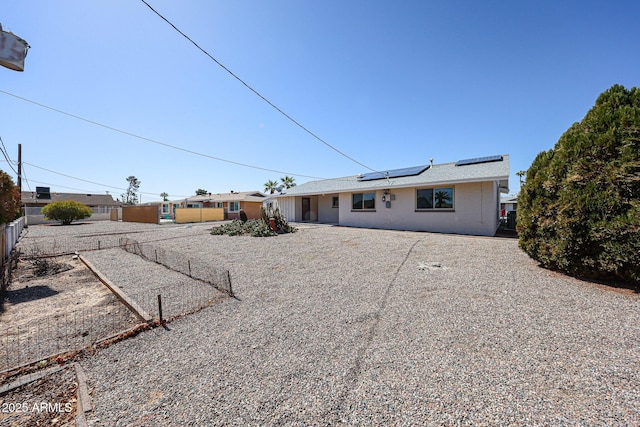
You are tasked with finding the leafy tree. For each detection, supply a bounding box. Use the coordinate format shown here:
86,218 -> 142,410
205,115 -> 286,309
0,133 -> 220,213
0,169 -> 21,224
42,200 -> 93,225
195,189 -> 208,196
280,175 -> 296,189
518,84 -> 640,283
264,180 -> 279,194
121,176 -> 141,205
160,192 -> 169,202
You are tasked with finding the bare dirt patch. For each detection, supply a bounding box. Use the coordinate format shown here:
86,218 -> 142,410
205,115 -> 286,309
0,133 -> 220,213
0,255 -> 137,373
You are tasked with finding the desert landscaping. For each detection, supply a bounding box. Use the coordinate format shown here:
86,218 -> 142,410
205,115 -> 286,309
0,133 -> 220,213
1,220 -> 639,426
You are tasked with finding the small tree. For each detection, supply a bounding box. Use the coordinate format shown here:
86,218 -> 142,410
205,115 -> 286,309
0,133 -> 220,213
121,176 -> 141,205
0,169 -> 21,224
195,189 -> 208,196
42,200 -> 93,225
160,192 -> 169,202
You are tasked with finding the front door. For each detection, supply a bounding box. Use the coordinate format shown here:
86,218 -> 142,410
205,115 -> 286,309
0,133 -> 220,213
302,197 -> 311,221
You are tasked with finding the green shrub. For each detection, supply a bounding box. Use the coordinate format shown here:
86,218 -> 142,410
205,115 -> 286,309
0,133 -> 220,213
517,84 -> 640,283
211,208 -> 297,237
211,219 -> 275,237
41,200 -> 93,225
0,170 -> 21,224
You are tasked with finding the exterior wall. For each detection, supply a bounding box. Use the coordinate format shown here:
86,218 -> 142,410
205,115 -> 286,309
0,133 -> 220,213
241,202 -> 262,220
122,206 -> 159,224
175,207 -> 224,223
318,194 -> 339,223
275,197 -> 296,222
275,195 -> 338,223
338,181 -> 500,236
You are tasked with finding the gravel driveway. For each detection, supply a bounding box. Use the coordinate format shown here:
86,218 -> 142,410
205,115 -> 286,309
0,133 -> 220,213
18,221 -> 640,425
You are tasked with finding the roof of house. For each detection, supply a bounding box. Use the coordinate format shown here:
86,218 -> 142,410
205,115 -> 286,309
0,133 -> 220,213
279,154 -> 510,197
21,191 -> 122,206
181,191 -> 267,203
500,195 -> 519,204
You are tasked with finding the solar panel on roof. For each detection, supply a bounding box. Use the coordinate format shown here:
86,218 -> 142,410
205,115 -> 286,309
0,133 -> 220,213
455,155 -> 503,166
357,165 -> 429,182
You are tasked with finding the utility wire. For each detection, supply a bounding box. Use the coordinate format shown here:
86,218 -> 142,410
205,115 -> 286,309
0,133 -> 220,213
22,178 -> 112,195
0,136 -> 19,175
17,161 -> 32,191
140,0 -> 376,172
0,89 -> 358,184
0,89 -> 337,181
21,162 -> 191,198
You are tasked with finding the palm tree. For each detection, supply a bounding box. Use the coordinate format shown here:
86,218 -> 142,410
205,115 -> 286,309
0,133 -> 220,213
160,192 -> 169,202
264,180 -> 279,194
280,175 -> 296,189
434,190 -> 452,208
516,170 -> 526,186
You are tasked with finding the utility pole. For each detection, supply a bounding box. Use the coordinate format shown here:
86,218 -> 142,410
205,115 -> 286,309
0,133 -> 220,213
17,143 -> 21,192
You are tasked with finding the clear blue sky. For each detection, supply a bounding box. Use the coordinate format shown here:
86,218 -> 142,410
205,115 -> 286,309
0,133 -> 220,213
2,1 -> 639,202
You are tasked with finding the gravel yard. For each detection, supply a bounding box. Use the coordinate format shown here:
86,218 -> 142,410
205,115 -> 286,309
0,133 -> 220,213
7,221 -> 640,425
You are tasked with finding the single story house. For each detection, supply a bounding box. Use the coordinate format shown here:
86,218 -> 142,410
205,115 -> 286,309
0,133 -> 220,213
272,154 -> 510,236
22,187 -> 122,224
500,195 -> 518,217
166,191 -> 267,220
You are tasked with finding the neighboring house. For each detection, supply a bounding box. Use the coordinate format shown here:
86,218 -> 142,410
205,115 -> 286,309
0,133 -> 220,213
273,155 -> 510,237
22,187 -> 122,224
170,191 -> 267,220
500,195 -> 518,217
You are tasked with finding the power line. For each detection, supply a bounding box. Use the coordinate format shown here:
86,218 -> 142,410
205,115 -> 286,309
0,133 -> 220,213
0,136 -> 19,175
0,89 -> 346,182
21,178 -> 110,195
17,160 -> 32,191
21,162 -> 191,198
140,0 -> 376,172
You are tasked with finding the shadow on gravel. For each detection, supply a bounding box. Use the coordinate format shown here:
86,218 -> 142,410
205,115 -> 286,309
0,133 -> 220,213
579,275 -> 640,296
538,264 -> 640,297
5,285 -> 60,304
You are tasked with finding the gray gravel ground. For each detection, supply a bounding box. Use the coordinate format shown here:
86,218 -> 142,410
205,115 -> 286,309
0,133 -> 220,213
16,221 -> 640,425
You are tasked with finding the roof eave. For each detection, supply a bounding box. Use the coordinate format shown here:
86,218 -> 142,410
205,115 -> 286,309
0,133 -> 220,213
276,174 -> 510,197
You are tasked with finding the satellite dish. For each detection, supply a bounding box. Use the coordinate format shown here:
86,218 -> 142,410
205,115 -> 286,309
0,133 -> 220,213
0,24 -> 30,72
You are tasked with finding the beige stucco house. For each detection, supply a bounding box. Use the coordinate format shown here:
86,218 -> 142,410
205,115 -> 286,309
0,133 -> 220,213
272,155 -> 510,236
167,191 -> 267,220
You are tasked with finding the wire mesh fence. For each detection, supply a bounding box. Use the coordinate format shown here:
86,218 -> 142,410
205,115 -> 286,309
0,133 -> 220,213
121,282 -> 225,323
1,298 -> 135,372
1,229 -> 232,373
118,237 -> 233,297
18,236 -> 121,258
